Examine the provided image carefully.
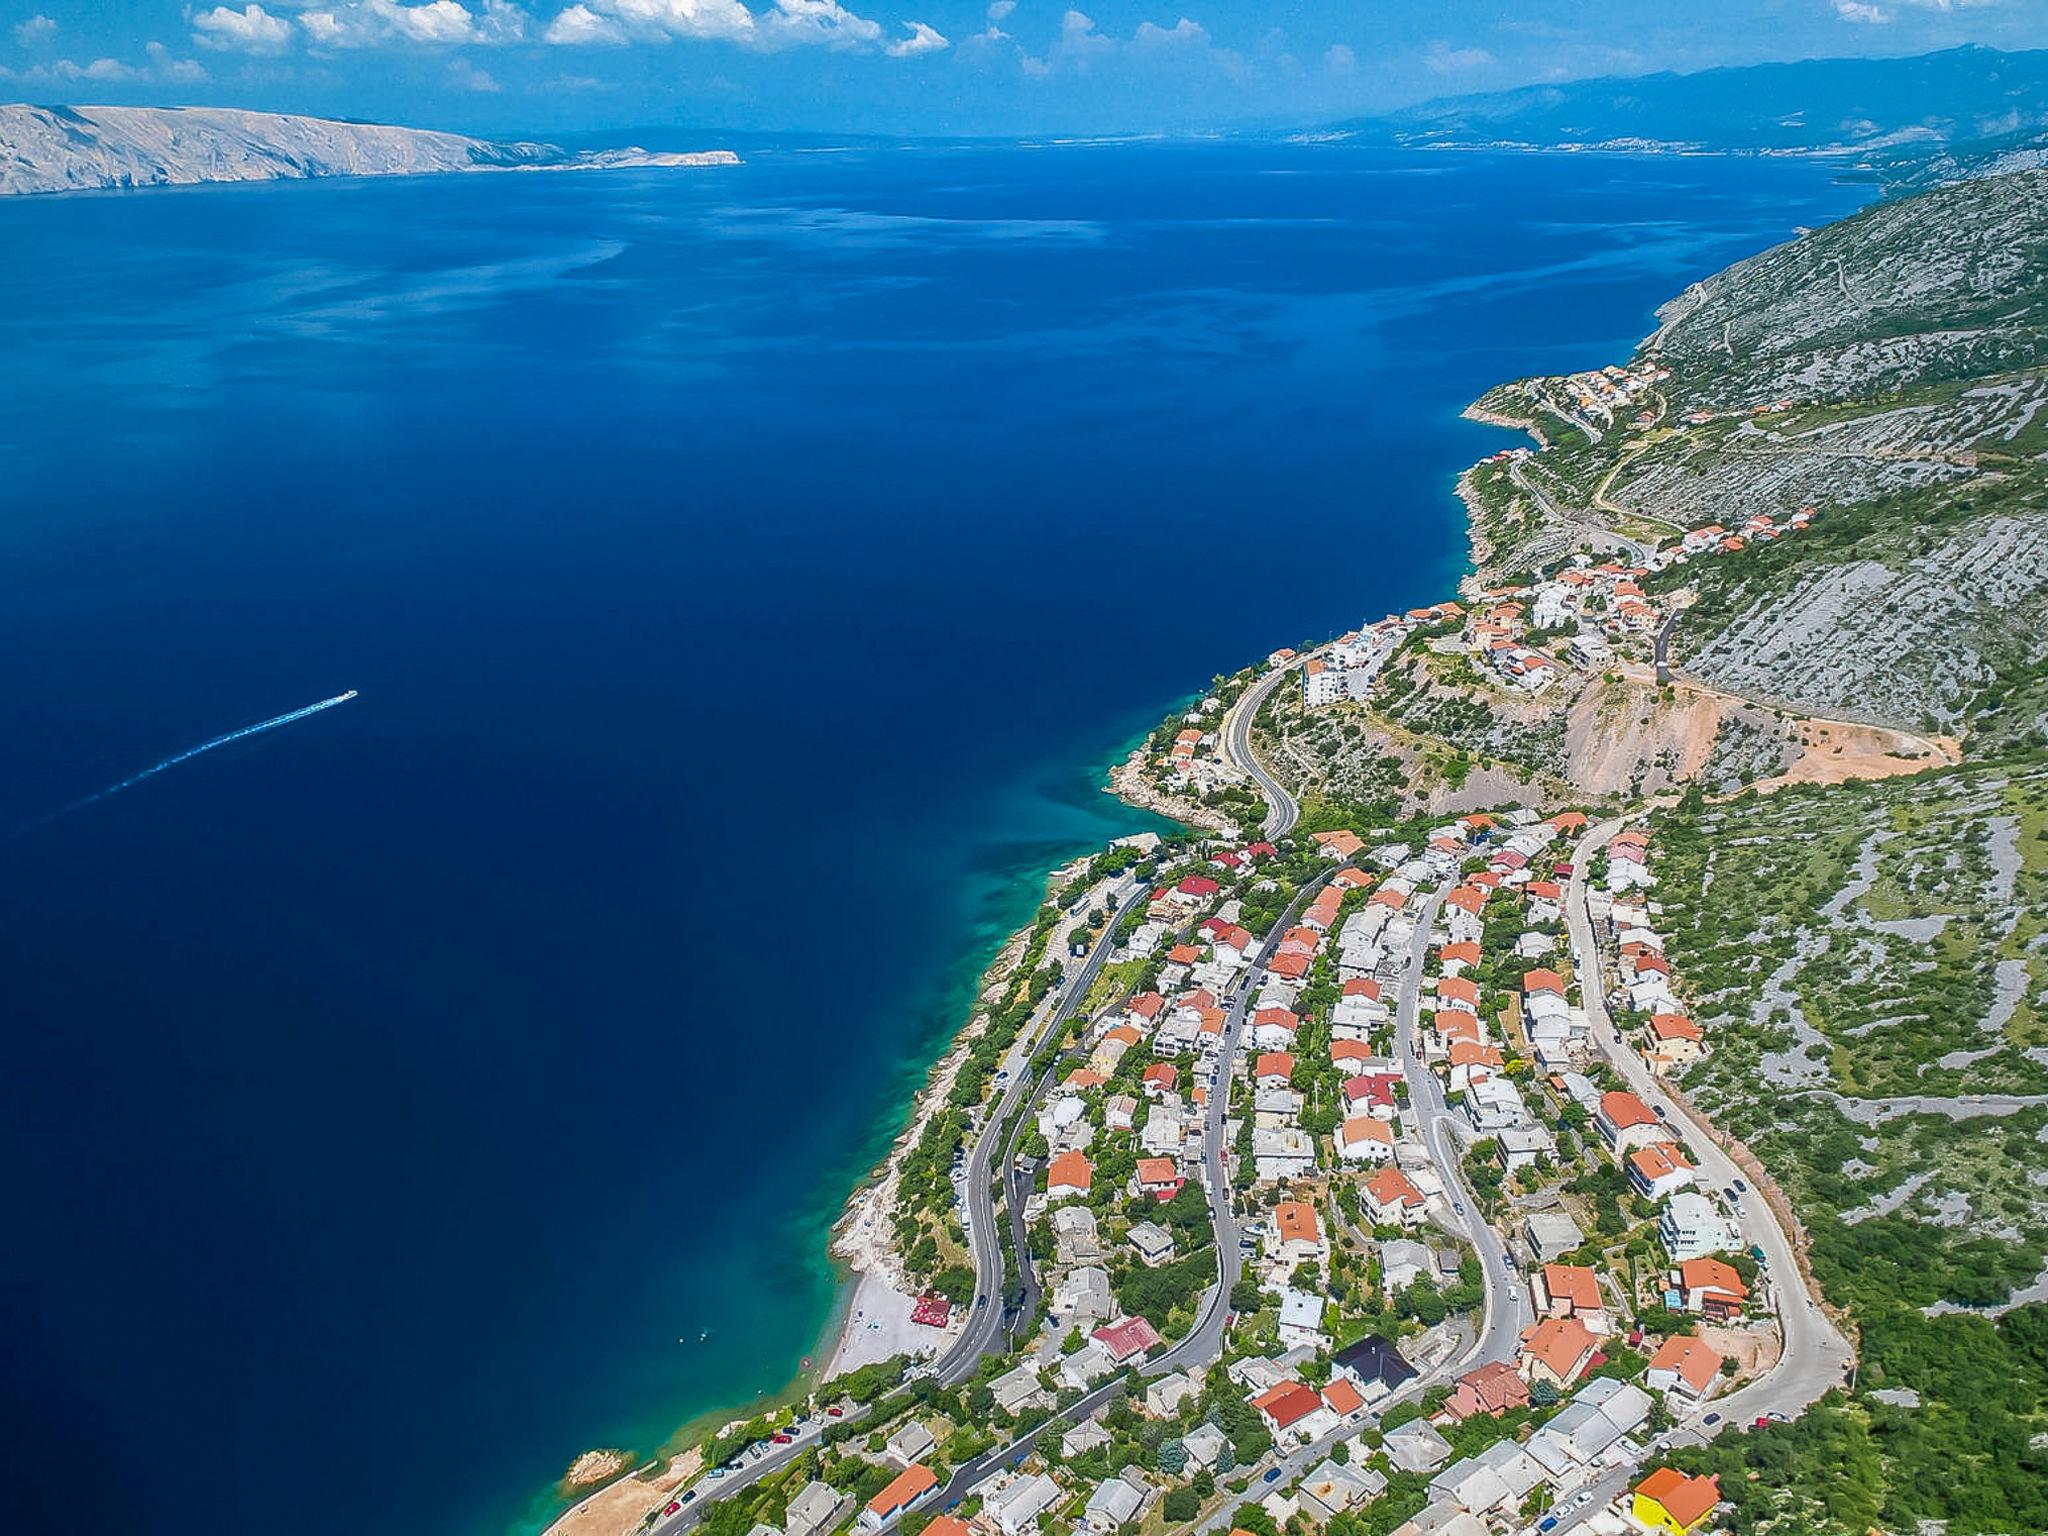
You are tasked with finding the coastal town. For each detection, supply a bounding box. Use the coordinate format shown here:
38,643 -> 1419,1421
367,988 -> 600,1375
554,572 -> 1850,1536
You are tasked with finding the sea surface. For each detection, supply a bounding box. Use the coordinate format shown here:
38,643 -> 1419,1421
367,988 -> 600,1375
0,141 -> 1868,1536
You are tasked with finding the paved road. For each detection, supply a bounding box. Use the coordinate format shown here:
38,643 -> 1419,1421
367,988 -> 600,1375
1507,457 -> 1652,567
1556,819 -> 1855,1475
941,875 -> 1154,1384
1653,611 -> 1678,686
1220,668 -> 1300,840
1392,882 -> 1533,1369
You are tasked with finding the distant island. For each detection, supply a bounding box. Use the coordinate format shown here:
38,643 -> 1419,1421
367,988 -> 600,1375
0,103 -> 738,197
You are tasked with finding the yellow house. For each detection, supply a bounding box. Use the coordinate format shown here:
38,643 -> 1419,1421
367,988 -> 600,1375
1632,1468 -> 1720,1534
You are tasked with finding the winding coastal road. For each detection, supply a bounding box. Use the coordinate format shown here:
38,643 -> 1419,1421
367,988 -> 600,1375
1219,668 -> 1300,839
1393,882 -> 1534,1369
939,875 -> 1154,1384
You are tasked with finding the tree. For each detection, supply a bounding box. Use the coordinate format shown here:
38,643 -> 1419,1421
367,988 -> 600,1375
1164,1488 -> 1200,1523
1529,1378 -> 1560,1406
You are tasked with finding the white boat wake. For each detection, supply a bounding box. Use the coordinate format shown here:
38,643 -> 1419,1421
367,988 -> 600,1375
15,690 -> 358,836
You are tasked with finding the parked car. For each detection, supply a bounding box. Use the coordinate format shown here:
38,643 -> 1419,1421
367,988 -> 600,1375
1262,1468 -> 1285,1485
666,1502 -> 682,1516
1703,1413 -> 1721,1426
772,1432 -> 794,1445
826,1406 -> 844,1418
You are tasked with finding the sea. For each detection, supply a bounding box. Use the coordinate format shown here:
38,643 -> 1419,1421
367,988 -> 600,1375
0,139 -> 1869,1536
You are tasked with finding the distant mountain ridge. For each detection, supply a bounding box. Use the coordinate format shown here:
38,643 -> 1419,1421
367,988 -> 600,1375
1339,45 -> 2048,164
0,103 -> 737,196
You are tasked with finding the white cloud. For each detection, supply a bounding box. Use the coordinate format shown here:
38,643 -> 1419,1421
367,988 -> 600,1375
147,39 -> 212,80
1323,41 -> 1353,73
13,13 -> 57,45
1424,39 -> 1492,72
293,0 -> 528,47
448,54 -> 501,85
885,18 -> 947,54
986,0 -> 1013,16
543,2 -> 625,40
192,4 -> 297,54
544,0 -> 894,48
544,0 -> 758,44
760,0 -> 881,49
1833,0 -> 1888,17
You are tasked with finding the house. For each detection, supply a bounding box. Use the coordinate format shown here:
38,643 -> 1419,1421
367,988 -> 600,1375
1136,1157 -> 1184,1201
885,1421 -> 936,1467
861,1464 -> 938,1529
1522,1210 -> 1585,1263
1252,1008 -> 1301,1050
1661,1191 -> 1741,1263
1314,829 -> 1365,861
1342,1070 -> 1401,1115
785,1483 -> 854,1536
1525,1378 -> 1651,1476
1053,1205 -> 1102,1265
1052,1265 -> 1112,1325
1128,1220 -> 1175,1266
1082,1473 -> 1148,1534
1435,975 -> 1480,1014
1675,1256 -> 1750,1318
1646,1334 -> 1724,1401
1278,1288 -> 1328,1349
1145,1370 -> 1197,1418
1517,1314 -> 1599,1388
1060,1418 -> 1111,1459
1298,1458 -> 1384,1522
1379,1238 -> 1433,1293
1336,1116 -> 1397,1163
1363,1166 -> 1427,1226
1047,1150 -> 1092,1202
1632,1469 -> 1721,1535
1538,1263 -> 1610,1334
1384,1419 -> 1455,1473
1495,1124 -> 1556,1173
1441,1360 -> 1529,1421
1182,1422 -> 1230,1471
1141,1062 -> 1179,1096
1595,1090 -> 1672,1154
1331,1333 -> 1417,1401
1271,1200 -> 1325,1264
1252,1381 -> 1337,1445
1093,1315 -> 1164,1364
1647,1012 -> 1704,1067
1320,1377 -> 1367,1423
989,1361 -> 1051,1418
1253,1126 -> 1315,1181
1629,1143 -> 1696,1202
1255,1052 -> 1296,1085
986,1472 -> 1063,1536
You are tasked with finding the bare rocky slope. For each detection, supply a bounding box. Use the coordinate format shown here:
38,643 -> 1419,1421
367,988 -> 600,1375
0,103 -> 737,196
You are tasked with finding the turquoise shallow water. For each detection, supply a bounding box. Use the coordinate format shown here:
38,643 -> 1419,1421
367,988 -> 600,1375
0,140 -> 1870,1536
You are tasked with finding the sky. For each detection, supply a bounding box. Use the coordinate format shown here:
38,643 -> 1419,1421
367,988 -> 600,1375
3,0 -> 2048,137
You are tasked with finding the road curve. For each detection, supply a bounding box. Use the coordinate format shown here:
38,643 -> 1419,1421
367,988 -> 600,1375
1220,667 -> 1300,839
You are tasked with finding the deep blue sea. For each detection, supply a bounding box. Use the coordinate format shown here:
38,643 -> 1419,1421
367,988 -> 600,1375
0,141 -> 1867,1536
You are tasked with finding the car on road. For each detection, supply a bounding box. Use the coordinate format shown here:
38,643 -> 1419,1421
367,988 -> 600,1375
1262,1468 -> 1284,1485
1653,1104 -> 1667,1118
1453,1201 -> 1465,1215
976,1295 -> 988,1308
